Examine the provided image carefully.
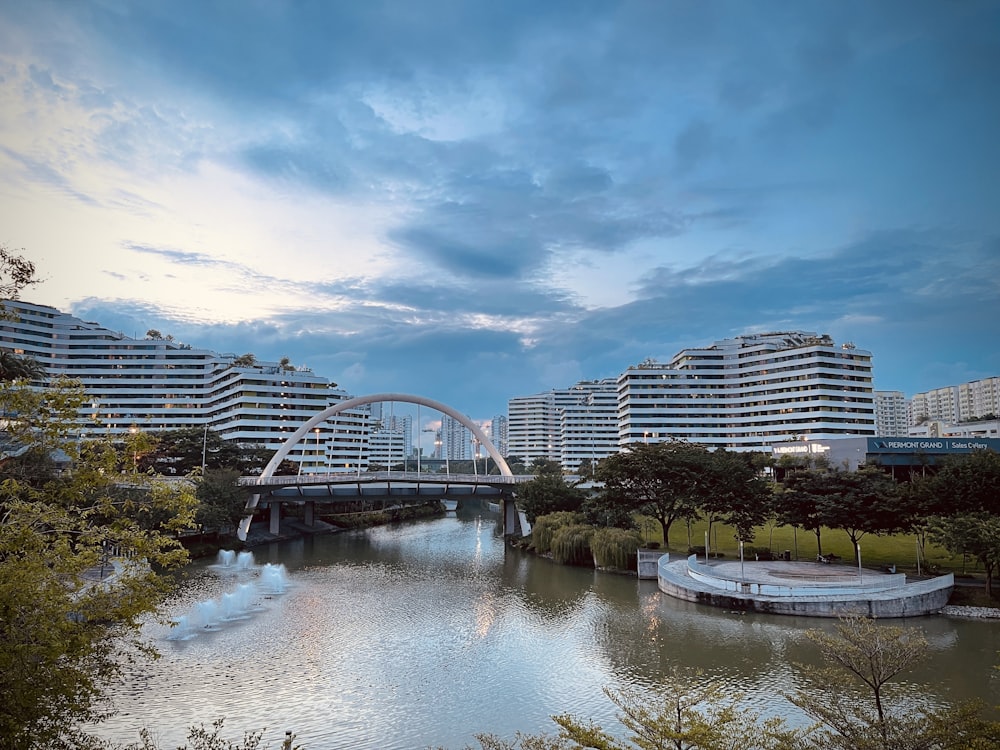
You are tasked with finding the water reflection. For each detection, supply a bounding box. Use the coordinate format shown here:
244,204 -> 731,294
93,508 -> 1000,749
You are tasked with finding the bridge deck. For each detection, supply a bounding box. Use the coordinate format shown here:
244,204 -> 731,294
239,470 -> 535,490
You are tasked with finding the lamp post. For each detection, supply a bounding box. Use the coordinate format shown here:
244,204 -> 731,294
201,422 -> 209,474
129,424 -> 138,473
314,427 -> 321,476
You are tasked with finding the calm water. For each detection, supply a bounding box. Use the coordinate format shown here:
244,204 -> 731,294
95,507 -> 1000,749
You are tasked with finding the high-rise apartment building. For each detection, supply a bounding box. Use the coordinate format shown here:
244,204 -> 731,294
507,392 -> 559,465
874,391 -> 908,436
508,379 -> 619,469
489,415 -> 509,458
911,377 -> 1000,425
617,332 -> 875,451
0,300 -> 368,473
441,414 -> 472,461
559,380 -> 619,471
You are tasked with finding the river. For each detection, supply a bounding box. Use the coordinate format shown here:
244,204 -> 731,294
93,506 -> 1000,749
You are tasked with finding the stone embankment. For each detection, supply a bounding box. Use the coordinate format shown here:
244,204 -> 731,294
940,604 -> 1000,619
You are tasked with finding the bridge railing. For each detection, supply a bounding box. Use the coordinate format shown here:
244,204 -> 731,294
238,470 -> 533,487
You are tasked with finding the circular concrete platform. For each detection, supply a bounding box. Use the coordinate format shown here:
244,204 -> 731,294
657,554 -> 954,619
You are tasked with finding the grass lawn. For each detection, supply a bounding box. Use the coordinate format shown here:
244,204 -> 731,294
637,516 -> 984,579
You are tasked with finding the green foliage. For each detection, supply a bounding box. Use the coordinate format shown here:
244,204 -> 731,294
196,468 -> 249,533
550,524 -> 594,566
787,615 -> 999,750
595,441 -> 773,545
591,527 -> 642,571
530,512 -> 584,555
530,458 -> 564,476
120,718 -> 276,750
0,379 -> 197,749
144,427 -> 276,476
517,474 -> 587,523
596,440 -> 711,542
931,449 -> 1000,516
778,467 -> 905,560
928,512 -> 1000,596
231,353 -> 257,367
0,242 -> 39,306
553,675 -> 802,750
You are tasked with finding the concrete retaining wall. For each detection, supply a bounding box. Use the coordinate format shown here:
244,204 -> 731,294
658,556 -> 954,619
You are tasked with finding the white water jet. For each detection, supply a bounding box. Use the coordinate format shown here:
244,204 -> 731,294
167,556 -> 290,640
216,549 -> 236,567
168,614 -> 196,641
259,563 -> 288,594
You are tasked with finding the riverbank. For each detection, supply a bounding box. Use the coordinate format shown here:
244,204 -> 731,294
181,501 -> 450,559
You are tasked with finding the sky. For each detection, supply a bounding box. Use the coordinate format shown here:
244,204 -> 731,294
1,0 -> 998,424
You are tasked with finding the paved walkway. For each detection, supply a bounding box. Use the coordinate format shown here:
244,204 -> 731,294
704,559 -> 889,587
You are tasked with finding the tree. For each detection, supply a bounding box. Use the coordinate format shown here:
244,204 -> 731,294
552,674 -> 799,750
931,449 -> 1000,517
144,427 -> 277,476
928,512 -> 1000,597
775,469 -> 828,557
778,467 -> 904,563
279,356 -> 295,372
232,353 -> 257,367
0,243 -> 40,305
517,473 -> 587,523
196,468 -> 251,534
596,441 -> 710,544
697,449 -> 773,544
0,378 -> 197,749
788,615 -> 999,750
530,457 -> 564,476
0,350 -> 44,382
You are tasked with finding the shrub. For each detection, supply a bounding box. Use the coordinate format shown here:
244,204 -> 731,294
592,527 -> 643,570
531,511 -> 584,554
551,524 -> 595,566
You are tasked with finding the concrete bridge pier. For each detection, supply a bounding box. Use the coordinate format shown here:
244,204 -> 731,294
270,501 -> 280,535
503,497 -> 521,537
304,501 -> 315,528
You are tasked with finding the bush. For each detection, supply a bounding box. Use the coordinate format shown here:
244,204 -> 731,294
551,524 -> 595,566
592,527 -> 643,570
531,511 -> 584,555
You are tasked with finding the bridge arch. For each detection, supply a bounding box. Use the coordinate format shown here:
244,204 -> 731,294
238,393 -> 513,540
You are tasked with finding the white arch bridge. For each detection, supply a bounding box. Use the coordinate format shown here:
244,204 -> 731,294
236,393 -> 533,541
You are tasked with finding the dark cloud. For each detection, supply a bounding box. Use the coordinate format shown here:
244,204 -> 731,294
6,1 -> 1000,418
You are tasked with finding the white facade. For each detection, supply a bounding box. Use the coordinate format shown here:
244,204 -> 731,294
911,377 -> 1000,426
617,332 -> 876,451
489,415 -> 509,457
558,380 -> 619,471
874,391 -> 908,436
0,300 -> 368,473
441,414 -> 472,460
507,392 -> 559,465
508,379 -> 619,470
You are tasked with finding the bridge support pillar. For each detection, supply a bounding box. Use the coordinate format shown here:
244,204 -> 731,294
269,501 -> 281,535
304,501 -> 315,527
503,498 -> 520,537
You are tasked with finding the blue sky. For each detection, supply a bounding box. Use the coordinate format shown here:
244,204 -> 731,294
1,0 -> 998,423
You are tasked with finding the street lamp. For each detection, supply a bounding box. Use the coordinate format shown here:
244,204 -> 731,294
314,427 -> 321,475
201,422 -> 209,474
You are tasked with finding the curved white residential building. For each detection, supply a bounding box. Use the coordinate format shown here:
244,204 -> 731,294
0,300 -> 368,473
617,332 -> 876,451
